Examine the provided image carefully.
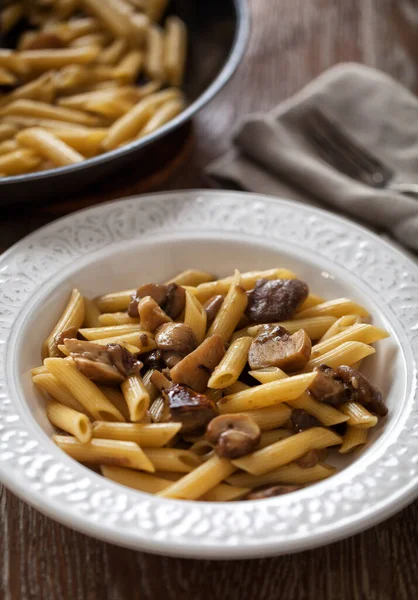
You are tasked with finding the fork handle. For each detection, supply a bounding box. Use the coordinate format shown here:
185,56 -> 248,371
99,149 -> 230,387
389,182 -> 418,197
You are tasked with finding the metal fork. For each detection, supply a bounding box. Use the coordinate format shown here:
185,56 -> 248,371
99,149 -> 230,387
302,107 -> 418,196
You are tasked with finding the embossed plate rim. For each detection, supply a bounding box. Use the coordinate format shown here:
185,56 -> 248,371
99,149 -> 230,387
0,190 -> 417,559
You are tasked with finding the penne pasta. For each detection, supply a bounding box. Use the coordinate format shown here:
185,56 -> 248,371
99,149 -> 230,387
339,402 -> 378,428
146,0 -> 169,22
223,381 -> 250,395
296,298 -> 369,320
145,25 -> 164,81
319,315 -> 363,342
54,435 -> 155,471
0,124 -> 17,142
18,46 -> 100,69
138,97 -> 185,137
42,288 -> 85,359
166,269 -> 214,287
143,448 -> 202,472
310,324 -> 389,358
208,336 -> 253,389
101,465 -> 173,493
44,357 -> 125,422
201,483 -> 250,502
96,289 -> 135,312
82,297 -> 102,328
339,426 -> 369,454
183,291 -> 207,344
97,38 -> 127,65
98,385 -> 130,421
17,128 -> 84,167
227,462 -> 336,488
189,439 -> 216,462
47,400 -> 92,443
53,129 -> 108,158
303,341 -> 375,372
257,429 -> 292,448
158,455 -> 236,500
288,393 -> 349,426
232,428 -> 342,475
0,149 -> 41,175
121,374 -> 150,422
240,404 -> 292,431
3,100 -> 100,126
78,324 -> 145,340
207,270 -> 248,343
92,332 -> 155,352
98,312 -> 140,326
247,316 -> 337,342
249,367 -> 287,384
218,372 -> 317,413
92,422 -> 181,446
114,51 -> 143,84
296,293 -> 326,312
32,372 -> 90,415
164,16 -> 187,87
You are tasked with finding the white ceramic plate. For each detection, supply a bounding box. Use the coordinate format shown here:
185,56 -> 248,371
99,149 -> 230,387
0,190 -> 417,559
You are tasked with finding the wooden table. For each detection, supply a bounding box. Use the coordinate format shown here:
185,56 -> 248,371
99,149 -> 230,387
2,1 -> 418,598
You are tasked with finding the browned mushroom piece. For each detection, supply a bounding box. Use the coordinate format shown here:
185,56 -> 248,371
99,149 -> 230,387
161,283 -> 186,319
206,414 -> 261,459
162,383 -> 217,433
142,349 -> 165,370
296,448 -> 328,468
63,338 -> 142,384
245,278 -> 309,323
309,364 -> 352,405
203,295 -> 225,325
336,365 -> 387,416
155,322 -> 198,368
291,409 -> 321,433
136,296 -> 172,332
54,325 -> 78,348
128,283 -> 168,318
248,325 -> 311,371
245,485 -> 301,500
170,334 -> 225,392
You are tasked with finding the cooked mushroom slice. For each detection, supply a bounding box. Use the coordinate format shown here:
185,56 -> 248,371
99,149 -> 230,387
161,283 -> 186,319
309,364 -> 352,405
296,448 -> 328,468
336,365 -> 387,416
248,325 -> 311,371
170,334 -> 225,392
142,349 -> 165,370
137,296 -> 172,332
64,338 -> 142,384
128,283 -> 168,318
246,485 -> 301,500
203,295 -> 224,325
206,414 -> 261,459
163,383 -> 217,433
291,409 -> 321,433
150,369 -> 172,392
246,278 -> 309,323
54,325 -> 78,351
155,322 -> 198,368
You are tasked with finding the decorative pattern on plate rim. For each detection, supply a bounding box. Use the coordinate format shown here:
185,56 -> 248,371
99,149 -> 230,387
0,191 -> 417,558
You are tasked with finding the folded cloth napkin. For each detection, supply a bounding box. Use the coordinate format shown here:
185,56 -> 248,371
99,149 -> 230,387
206,62 -> 418,255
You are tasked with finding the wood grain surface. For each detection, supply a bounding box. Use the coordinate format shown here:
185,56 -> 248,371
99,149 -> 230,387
2,0 -> 418,598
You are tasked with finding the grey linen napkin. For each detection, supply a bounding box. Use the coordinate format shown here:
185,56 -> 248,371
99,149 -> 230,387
206,63 -> 418,255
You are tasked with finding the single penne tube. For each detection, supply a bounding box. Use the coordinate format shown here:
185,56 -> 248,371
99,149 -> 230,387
218,372 -> 317,413
246,316 -> 338,341
98,385 -> 130,421
146,0 -> 169,21
296,293 -> 326,312
101,465 -> 173,493
82,298 -> 102,328
79,324 -> 145,340
143,448 -> 202,472
32,372 -> 89,415
339,402 -> 378,428
17,128 -> 84,167
158,455 -> 236,500
224,381 -> 250,395
121,374 -> 150,422
81,0 -> 131,38
138,97 -> 185,137
0,140 -> 19,156
98,312 -> 140,326
296,298 -> 369,320
47,400 -> 92,443
92,332 -> 155,352
201,483 -> 250,502
144,25 -> 164,81
3,100 -> 100,126
148,395 -> 166,423
227,462 -> 336,488
97,38 -> 127,65
319,315 -> 363,342
249,367 -> 288,384
4,115 -> 91,132
0,124 -> 17,141
92,422 -> 181,446
193,268 -> 297,303
257,429 -> 292,448
54,435 -> 155,471
71,33 -> 109,48
288,393 -> 349,426
102,88 -> 181,150
44,358 -> 125,422
240,404 -> 292,431
0,49 -> 28,76
0,149 -> 41,175
189,440 -> 216,462
339,426 -> 369,454
208,336 -> 253,389
303,341 -> 375,372
114,50 -> 143,83
166,269 -> 214,287
164,16 -> 187,86
53,129 -> 108,158
232,428 -> 342,476
96,289 -> 135,312
18,46 -> 99,69
183,291 -> 207,344
207,270 -> 248,343
42,288 -> 85,358
141,368 -> 160,403
0,66 -> 16,85
310,324 -> 389,358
